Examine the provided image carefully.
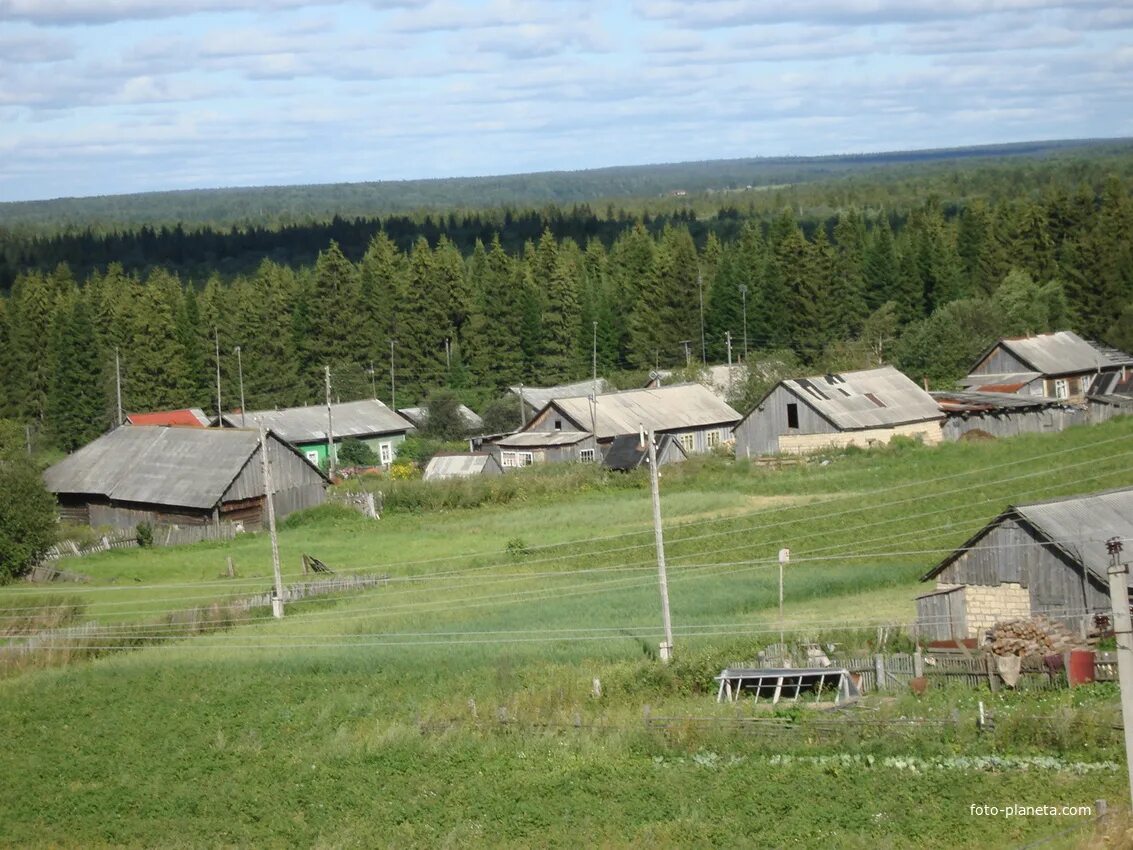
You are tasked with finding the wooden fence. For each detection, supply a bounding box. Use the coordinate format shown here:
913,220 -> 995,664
234,572 -> 390,611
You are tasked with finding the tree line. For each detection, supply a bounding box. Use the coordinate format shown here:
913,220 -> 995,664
1,175 -> 1131,454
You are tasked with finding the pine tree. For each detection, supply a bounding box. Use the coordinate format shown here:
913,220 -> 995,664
828,215 -> 868,341
538,239 -> 582,382
302,241 -> 367,400
609,224 -> 655,368
466,236 -> 524,387
122,270 -> 193,412
399,237 -> 452,399
864,214 -> 900,310
6,271 -> 59,424
359,231 -> 405,390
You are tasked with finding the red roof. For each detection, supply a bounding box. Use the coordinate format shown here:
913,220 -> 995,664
126,409 -> 209,427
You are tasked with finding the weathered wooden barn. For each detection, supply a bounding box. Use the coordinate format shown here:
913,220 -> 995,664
1087,369 -> 1133,423
916,488 -> 1133,641
486,430 -> 598,467
422,452 -> 504,481
962,331 -> 1133,402
732,366 -> 944,458
520,383 -> 741,456
43,426 -> 328,540
931,390 -> 1088,441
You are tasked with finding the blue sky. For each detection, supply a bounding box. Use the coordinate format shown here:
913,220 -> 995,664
1,0 -> 1131,202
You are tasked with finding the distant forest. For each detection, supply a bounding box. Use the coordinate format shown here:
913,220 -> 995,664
1,142 -> 1131,454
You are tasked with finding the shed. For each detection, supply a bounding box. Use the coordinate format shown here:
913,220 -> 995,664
487,430 -> 598,468
931,390 -> 1088,441
732,366 -> 943,458
602,433 -> 688,471
221,399 -> 414,468
962,331 -> 1133,402
916,487 -> 1133,641
1087,369 -> 1133,423
522,383 -> 740,455
423,452 -> 503,481
43,426 -> 327,540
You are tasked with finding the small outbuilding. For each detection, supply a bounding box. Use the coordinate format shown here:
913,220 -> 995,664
732,366 -> 943,458
422,452 -> 504,481
486,430 -> 598,468
916,487 -> 1133,641
43,426 -> 328,540
602,433 -> 688,471
931,390 -> 1087,441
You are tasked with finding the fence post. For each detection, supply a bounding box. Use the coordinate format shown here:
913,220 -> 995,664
914,647 -> 924,679
874,654 -> 886,691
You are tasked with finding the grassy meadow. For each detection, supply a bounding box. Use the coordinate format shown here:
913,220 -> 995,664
4,419 -> 1133,847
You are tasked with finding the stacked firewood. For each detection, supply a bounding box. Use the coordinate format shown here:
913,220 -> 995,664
987,617 -> 1083,657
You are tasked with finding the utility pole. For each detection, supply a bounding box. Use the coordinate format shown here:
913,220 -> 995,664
778,548 -> 790,649
725,332 -> 733,398
517,383 -> 526,429
697,270 -> 707,365
445,338 -> 451,371
1106,537 -> 1133,810
739,284 -> 749,362
588,394 -> 599,461
259,424 -> 284,619
214,327 -> 223,426
324,365 -> 336,475
234,346 -> 246,428
368,360 -> 377,400
389,340 -> 396,410
592,320 -> 598,395
680,340 -> 692,369
644,426 -> 674,662
114,347 -> 123,426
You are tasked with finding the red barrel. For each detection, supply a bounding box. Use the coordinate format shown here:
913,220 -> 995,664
1068,650 -> 1095,686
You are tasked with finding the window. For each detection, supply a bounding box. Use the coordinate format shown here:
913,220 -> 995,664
786,403 -> 799,429
305,450 -> 320,465
1054,378 -> 1069,399
554,419 -> 563,431
501,451 -> 534,468
679,433 -> 695,452
379,443 -> 393,465
706,430 -> 720,448
579,449 -> 595,462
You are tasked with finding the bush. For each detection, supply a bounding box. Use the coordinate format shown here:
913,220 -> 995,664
135,522 -> 154,548
336,438 -> 379,467
0,461 -> 58,583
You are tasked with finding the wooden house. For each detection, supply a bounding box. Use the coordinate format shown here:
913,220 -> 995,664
916,488 -> 1133,641
961,331 -> 1133,403
510,378 -> 609,423
221,399 -> 414,468
732,366 -> 943,458
931,390 -> 1088,441
423,452 -> 504,481
43,426 -> 327,541
487,430 -> 598,468
520,383 -> 740,456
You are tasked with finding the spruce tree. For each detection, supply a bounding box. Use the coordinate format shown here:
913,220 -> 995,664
608,224 -> 655,368
864,214 -> 899,310
359,231 -> 405,392
400,237 -> 451,398
123,270 -> 193,412
47,297 -> 103,449
302,241 -> 367,400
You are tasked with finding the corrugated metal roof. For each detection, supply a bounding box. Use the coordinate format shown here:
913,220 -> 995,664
510,379 -> 609,413
922,487 -> 1133,587
495,430 -> 592,447
930,390 -> 1071,413
126,408 -> 210,427
398,405 -> 484,431
233,399 -> 412,443
43,426 -> 269,510
549,383 -> 740,439
422,453 -> 500,480
993,331 -> 1133,375
777,366 -> 943,430
1089,370 -> 1133,398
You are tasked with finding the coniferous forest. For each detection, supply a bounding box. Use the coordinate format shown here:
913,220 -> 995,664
1,147 -> 1132,454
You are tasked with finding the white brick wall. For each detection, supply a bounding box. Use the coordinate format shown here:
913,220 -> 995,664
963,582 -> 1031,636
778,421 -> 942,455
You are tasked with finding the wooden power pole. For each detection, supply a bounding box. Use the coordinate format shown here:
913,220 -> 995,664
1106,537 -> 1133,809
324,365 -> 336,475
259,424 -> 284,619
644,426 -> 674,662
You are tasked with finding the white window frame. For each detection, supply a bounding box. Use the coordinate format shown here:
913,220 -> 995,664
379,442 -> 393,465
679,433 -> 695,453
305,450 -> 320,465
706,430 -> 720,448
1053,378 -> 1069,399
579,448 -> 595,462
501,451 -> 534,468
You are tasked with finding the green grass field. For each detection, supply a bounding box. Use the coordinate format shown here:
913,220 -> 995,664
4,420 -> 1133,848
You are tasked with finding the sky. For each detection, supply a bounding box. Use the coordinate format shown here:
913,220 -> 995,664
1,0 -> 1132,203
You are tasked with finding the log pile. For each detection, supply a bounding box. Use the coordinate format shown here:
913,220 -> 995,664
987,617 -> 1083,657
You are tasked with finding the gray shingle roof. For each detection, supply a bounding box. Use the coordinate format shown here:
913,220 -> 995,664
398,405 -> 484,432
43,426 -> 267,510
232,399 -> 413,443
510,379 -> 609,413
922,487 -> 1133,587
495,430 -> 592,447
991,331 -> 1133,376
778,366 -> 943,430
549,383 -> 740,439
